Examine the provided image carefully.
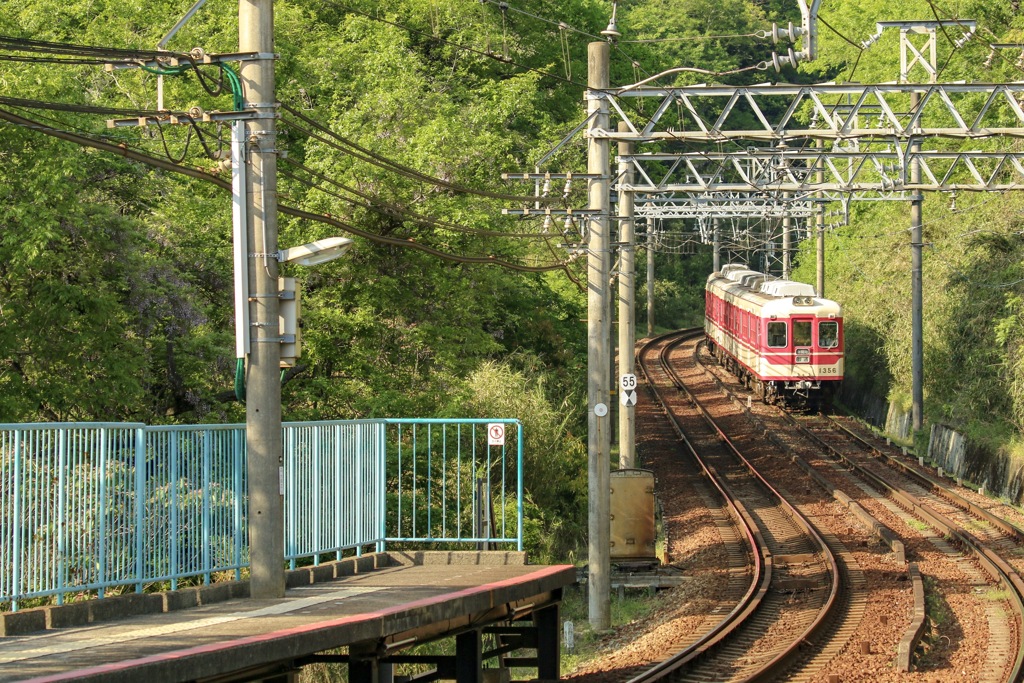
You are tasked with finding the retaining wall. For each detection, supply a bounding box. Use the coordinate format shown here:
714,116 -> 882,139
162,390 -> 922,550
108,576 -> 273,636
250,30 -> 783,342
928,423 -> 1024,505
847,387 -> 1024,505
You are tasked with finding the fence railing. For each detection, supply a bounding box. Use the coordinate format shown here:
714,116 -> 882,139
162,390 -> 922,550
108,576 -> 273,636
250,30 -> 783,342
0,418 -> 522,610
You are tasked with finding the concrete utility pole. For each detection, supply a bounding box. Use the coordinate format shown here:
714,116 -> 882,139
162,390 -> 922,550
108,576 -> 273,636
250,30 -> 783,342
816,140 -> 825,297
586,41 -> 611,631
609,284 -> 617,446
712,218 -> 721,272
617,123 -> 635,469
240,0 -> 285,599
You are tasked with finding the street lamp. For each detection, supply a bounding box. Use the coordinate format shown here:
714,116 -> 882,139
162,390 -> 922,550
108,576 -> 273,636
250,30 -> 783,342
278,237 -> 353,267
276,237 -> 353,368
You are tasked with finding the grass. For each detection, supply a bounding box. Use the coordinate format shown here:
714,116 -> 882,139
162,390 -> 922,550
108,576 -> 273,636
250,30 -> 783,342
923,576 -> 953,630
916,575 -> 957,669
905,517 -> 930,533
559,583 -> 666,674
983,588 -> 1012,602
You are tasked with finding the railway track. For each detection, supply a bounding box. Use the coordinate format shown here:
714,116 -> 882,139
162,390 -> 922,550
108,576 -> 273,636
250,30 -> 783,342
692,332 -> 1024,681
628,329 -> 842,682
792,414 -> 1024,683
571,327 -> 1024,681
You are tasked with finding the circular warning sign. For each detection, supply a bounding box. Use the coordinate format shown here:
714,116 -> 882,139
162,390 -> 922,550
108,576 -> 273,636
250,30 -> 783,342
487,423 -> 505,446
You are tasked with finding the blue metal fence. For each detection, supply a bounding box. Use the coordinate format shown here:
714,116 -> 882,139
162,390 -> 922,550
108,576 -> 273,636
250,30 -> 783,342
0,418 -> 522,610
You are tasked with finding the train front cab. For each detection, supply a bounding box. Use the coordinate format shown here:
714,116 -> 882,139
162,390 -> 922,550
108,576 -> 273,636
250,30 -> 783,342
761,308 -> 843,406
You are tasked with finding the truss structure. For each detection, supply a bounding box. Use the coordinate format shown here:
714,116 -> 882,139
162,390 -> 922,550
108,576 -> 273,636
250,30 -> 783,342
596,82 -> 1024,143
635,192 -> 818,219
621,150 -> 1024,193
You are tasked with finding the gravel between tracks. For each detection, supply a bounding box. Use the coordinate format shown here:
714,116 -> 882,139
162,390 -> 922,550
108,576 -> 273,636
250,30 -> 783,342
566,374 -> 733,680
565,335 -> 1014,682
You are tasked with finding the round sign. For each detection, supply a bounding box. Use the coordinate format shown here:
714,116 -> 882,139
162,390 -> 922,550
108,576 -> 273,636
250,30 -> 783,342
487,423 -> 505,446
594,402 -> 608,417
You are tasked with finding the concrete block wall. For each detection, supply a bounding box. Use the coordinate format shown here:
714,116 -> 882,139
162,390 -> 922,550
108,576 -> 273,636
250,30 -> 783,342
928,423 -> 1024,504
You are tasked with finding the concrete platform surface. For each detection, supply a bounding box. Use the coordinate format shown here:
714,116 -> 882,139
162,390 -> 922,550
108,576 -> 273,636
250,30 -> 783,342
0,552 -> 576,683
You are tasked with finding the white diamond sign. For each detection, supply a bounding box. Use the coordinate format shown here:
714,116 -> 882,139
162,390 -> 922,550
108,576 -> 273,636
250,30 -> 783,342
620,389 -> 637,406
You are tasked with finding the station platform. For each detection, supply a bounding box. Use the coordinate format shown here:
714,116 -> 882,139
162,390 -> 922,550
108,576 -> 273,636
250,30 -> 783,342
0,551 -> 576,683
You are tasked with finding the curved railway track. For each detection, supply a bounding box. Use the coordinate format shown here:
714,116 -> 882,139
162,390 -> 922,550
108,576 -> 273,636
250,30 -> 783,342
692,331 -> 1024,682
630,329 -> 842,682
571,327 -> 1024,682
793,413 -> 1024,682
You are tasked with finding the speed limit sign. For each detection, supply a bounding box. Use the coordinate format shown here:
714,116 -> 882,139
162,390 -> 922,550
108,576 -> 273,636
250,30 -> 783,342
620,373 -> 637,391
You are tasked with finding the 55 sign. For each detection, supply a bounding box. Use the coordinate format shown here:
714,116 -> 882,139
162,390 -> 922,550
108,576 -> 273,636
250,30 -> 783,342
620,373 -> 638,407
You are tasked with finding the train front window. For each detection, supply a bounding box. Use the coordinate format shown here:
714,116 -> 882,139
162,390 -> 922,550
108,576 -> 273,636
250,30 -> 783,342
819,321 -> 839,348
767,322 -> 787,348
793,321 -> 812,346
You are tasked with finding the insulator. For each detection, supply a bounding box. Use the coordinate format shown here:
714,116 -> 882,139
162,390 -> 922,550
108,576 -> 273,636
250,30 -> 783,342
861,32 -> 882,50
541,178 -> 551,197
562,178 -> 572,197
542,215 -> 553,233
563,215 -> 575,237
954,29 -> 975,49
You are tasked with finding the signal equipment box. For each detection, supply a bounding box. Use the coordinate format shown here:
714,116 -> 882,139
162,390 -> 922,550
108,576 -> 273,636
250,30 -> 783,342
610,468 -> 657,562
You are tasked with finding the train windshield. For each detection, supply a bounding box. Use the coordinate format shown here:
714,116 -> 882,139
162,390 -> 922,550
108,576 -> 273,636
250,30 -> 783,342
819,321 -> 839,348
793,320 -> 812,346
767,322 -> 787,347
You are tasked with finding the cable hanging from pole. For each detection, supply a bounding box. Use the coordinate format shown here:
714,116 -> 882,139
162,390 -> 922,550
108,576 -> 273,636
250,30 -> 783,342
0,106 -> 576,275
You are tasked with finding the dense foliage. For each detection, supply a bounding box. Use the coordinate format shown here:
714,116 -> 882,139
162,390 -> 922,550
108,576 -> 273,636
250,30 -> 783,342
6,0 -> 1024,557
788,0 -> 1024,462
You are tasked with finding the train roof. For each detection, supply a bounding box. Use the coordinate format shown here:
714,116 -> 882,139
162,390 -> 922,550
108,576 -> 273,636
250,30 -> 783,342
708,265 -> 841,316
760,280 -> 816,297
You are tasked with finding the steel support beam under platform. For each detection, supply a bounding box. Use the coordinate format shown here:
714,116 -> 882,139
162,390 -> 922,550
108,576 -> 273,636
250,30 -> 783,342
309,604 -> 560,683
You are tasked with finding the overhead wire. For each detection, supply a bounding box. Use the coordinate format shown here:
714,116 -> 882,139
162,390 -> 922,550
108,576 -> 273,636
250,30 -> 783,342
0,34 -> 179,60
0,35 -> 582,271
817,15 -> 865,83
0,95 -> 164,117
278,158 -> 561,239
620,33 -> 768,43
0,95 -> 232,162
477,0 -> 773,82
0,53 -> 118,65
0,106 -> 575,274
334,2 -> 584,89
280,105 -> 564,205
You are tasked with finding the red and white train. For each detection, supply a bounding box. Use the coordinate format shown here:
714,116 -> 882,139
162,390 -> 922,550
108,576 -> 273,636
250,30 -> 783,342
704,264 -> 843,405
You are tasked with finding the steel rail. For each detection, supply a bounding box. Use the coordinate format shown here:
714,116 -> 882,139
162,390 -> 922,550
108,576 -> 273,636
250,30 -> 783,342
827,416 -> 1024,544
629,329 -> 767,683
791,414 -> 1024,682
633,329 -> 841,682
